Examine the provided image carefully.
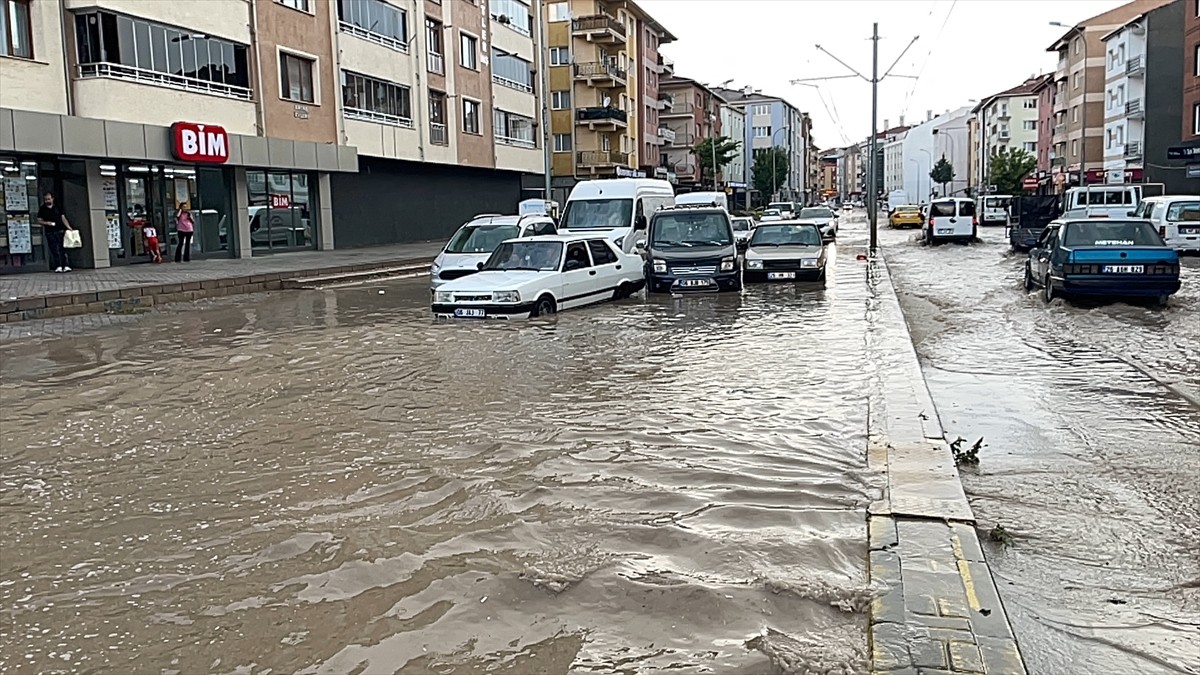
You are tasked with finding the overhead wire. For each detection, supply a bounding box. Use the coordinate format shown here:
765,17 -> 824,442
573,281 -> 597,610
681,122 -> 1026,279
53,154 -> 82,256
900,0 -> 958,121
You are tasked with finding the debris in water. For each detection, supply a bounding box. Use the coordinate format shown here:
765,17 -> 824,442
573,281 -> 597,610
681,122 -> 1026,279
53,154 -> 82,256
745,627 -> 867,675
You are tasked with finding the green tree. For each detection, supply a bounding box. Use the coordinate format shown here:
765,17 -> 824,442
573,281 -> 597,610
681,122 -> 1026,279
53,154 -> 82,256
987,146 -> 1038,195
691,136 -> 741,188
929,157 -> 955,196
751,148 -> 789,203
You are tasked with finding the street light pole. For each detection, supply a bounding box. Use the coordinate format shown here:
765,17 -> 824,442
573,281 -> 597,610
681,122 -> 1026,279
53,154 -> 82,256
771,126 -> 789,202
1051,22 -> 1088,187
918,148 -> 932,201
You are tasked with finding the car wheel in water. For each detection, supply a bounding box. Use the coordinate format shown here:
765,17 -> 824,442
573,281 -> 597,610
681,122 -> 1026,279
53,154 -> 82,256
532,296 -> 556,317
1154,294 -> 1170,308
613,282 -> 632,300
1023,263 -> 1034,291
1043,274 -> 1055,303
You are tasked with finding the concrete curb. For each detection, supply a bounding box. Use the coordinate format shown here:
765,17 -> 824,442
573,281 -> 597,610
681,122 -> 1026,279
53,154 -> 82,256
0,256 -> 434,324
866,249 -> 1027,675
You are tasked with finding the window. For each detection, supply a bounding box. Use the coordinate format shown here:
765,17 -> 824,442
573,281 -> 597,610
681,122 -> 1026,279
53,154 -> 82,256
587,239 -> 618,265
1074,36 -> 1082,55
337,0 -> 407,51
426,18 -> 443,74
1023,141 -> 1037,153
564,242 -> 591,269
547,2 -> 569,22
553,133 -> 572,152
460,32 -> 477,69
490,0 -> 532,36
753,126 -> 770,138
463,98 -> 481,134
342,70 -> 412,126
1194,103 -> 1199,135
1071,139 -> 1079,157
493,109 -> 534,146
1023,98 -> 1037,109
429,90 -> 447,144
1022,120 -> 1036,131
1195,43 -> 1199,77
1072,106 -> 1079,123
549,46 -> 569,66
752,104 -> 770,116
1073,71 -> 1082,90
491,48 -> 533,91
1,0 -> 33,58
73,10 -> 251,98
278,0 -> 310,11
551,90 -> 571,110
280,52 -> 315,103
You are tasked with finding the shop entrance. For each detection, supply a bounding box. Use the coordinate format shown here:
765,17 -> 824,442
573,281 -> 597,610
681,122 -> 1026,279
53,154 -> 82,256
247,170 -> 317,253
109,165 -> 234,265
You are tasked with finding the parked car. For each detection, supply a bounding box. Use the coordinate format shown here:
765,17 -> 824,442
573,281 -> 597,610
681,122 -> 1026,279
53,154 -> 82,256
760,208 -> 784,222
767,201 -> 798,219
978,195 -> 1013,226
1023,219 -> 1181,306
431,235 -> 644,319
731,216 -> 756,251
925,198 -> 977,244
743,222 -> 828,284
642,205 -> 741,293
1131,196 -> 1200,253
430,214 -> 557,289
797,206 -> 839,240
888,204 -> 924,229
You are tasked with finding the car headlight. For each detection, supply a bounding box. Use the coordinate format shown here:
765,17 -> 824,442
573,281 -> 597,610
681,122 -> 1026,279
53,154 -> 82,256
746,259 -> 763,269
430,258 -> 442,273
652,259 -> 667,273
720,256 -> 735,272
801,258 -> 818,268
434,291 -> 453,303
493,290 -> 520,303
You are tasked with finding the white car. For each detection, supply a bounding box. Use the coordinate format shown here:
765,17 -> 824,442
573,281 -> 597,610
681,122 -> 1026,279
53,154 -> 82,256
796,206 -> 840,239
926,198 -> 976,244
731,216 -> 756,248
432,235 -> 645,319
1132,195 -> 1200,253
430,214 -> 557,289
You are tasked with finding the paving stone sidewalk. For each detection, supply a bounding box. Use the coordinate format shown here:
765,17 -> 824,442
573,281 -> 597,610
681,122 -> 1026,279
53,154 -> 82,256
0,241 -> 441,324
865,250 -> 1027,675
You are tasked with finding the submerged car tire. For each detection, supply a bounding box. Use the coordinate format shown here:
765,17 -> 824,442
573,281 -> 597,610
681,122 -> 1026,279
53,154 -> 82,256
1154,294 -> 1170,308
613,281 -> 634,300
1023,263 -> 1034,291
1043,274 -> 1056,303
532,295 -> 557,317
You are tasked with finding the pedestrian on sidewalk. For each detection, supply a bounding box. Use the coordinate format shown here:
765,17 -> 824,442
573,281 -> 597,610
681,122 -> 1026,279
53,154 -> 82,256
143,224 -> 163,263
175,206 -> 195,263
36,192 -> 74,273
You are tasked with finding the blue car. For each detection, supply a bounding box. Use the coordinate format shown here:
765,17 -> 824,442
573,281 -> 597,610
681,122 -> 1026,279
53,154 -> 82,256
1024,219 -> 1182,306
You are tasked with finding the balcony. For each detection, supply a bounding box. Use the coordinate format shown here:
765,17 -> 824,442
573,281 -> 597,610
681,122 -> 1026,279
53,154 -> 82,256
1124,141 -> 1142,159
999,130 -> 1011,140
996,110 -> 1011,120
1125,99 -> 1144,118
427,52 -> 444,76
669,132 -> 696,148
1051,156 -> 1066,167
660,101 -> 695,118
659,55 -> 674,76
571,14 -> 627,44
658,127 -> 676,144
573,61 -> 626,88
1126,55 -> 1144,76
577,150 -> 630,172
430,122 -> 448,146
575,106 -> 628,130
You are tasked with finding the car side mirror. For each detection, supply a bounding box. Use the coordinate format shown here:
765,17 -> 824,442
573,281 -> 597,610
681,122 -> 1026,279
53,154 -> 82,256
476,261 -> 485,270
634,215 -> 647,231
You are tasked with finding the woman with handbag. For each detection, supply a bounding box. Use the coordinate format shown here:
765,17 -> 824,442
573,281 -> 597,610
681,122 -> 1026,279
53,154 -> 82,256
175,206 -> 195,263
36,192 -> 75,273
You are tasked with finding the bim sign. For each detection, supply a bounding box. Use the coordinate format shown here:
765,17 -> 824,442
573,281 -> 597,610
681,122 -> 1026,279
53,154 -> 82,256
171,122 -> 230,164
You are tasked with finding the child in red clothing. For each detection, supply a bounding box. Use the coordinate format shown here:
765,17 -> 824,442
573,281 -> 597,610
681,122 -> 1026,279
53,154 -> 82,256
143,225 -> 163,263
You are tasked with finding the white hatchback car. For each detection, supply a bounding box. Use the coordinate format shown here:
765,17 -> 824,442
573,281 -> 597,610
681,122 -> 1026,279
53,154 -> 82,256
1133,195 -> 1200,253
432,235 -> 645,319
430,214 -> 557,289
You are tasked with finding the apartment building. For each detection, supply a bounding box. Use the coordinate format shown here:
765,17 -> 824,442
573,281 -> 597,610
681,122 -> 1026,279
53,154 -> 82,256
658,75 -> 722,190
840,144 -> 860,200
0,0 -> 551,274
710,87 -> 811,205
1100,0 -> 1189,192
882,130 -> 907,196
1184,0 -> 1200,149
1032,75 -> 1057,189
634,11 -> 674,181
818,149 -> 837,199
1046,0 -> 1172,192
971,76 -> 1049,191
720,100 -> 746,197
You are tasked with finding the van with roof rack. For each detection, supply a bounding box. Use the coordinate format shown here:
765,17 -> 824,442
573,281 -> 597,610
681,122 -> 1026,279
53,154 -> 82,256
430,214 -> 558,289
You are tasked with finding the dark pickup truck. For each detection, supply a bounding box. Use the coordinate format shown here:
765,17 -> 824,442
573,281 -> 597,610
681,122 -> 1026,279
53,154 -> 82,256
1007,196 -> 1062,251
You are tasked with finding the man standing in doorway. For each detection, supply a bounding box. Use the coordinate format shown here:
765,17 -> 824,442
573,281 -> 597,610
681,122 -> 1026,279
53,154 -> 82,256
37,192 -> 74,273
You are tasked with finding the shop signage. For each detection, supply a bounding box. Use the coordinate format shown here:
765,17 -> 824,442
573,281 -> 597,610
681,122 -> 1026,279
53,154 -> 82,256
293,105 -> 310,120
1022,177 -> 1038,190
1166,143 -> 1200,161
1188,165 -> 1200,179
615,166 -> 646,178
270,194 -> 291,209
171,122 -> 230,164
1123,168 -> 1143,183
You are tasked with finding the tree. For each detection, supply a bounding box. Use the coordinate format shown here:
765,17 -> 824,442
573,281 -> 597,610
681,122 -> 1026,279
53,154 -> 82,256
751,148 -> 789,203
691,136 -> 741,188
988,146 -> 1038,195
929,157 -> 955,196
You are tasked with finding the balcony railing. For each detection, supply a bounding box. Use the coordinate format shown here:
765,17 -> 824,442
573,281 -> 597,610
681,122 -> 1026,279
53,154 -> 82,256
1053,123 -> 1066,136
658,127 -> 676,143
1126,55 -> 1144,75
345,107 -> 414,128
577,150 -> 629,167
430,122 -> 448,146
1125,99 -> 1143,117
492,74 -> 533,93
662,101 -> 695,116
670,132 -> 696,147
428,52 -> 445,75
571,14 -> 626,39
1124,141 -> 1142,158
573,61 -> 626,83
1050,156 -> 1066,167
77,62 -> 253,101
576,106 -> 628,124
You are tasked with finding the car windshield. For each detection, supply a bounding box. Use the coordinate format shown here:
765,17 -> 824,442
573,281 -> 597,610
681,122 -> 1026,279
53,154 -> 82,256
1062,221 -> 1164,247
984,197 -> 1011,208
651,212 -> 733,248
1167,200 -> 1200,221
482,241 -> 563,271
750,224 -> 821,247
731,218 -> 753,231
560,198 -> 633,229
768,203 -> 792,212
445,224 -> 520,253
799,207 -> 833,219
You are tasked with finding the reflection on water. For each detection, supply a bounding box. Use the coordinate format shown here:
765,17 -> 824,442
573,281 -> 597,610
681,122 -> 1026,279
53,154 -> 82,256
0,238 -> 879,673
883,226 -> 1200,675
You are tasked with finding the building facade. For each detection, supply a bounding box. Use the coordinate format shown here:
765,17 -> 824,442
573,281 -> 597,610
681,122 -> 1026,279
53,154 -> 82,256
659,75 -> 721,190
1032,75 -> 1057,189
1179,0 -> 1200,179
882,131 -> 907,197
634,10 -> 674,181
972,76 -> 1048,192
719,99 -> 746,199
711,87 -> 811,204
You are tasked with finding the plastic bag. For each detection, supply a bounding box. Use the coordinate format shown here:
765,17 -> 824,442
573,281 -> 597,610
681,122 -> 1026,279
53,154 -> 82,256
63,229 -> 83,248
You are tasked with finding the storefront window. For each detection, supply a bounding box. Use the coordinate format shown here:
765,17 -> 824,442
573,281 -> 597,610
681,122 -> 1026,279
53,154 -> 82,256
111,164 -> 233,265
248,170 -> 316,252
0,158 -> 43,272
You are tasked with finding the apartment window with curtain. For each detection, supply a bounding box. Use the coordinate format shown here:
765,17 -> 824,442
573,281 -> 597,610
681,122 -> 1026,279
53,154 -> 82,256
547,2 -> 568,22
342,70 -> 412,127
278,0 -> 311,11
460,32 -> 478,70
429,91 -> 448,145
491,48 -> 533,92
337,0 -> 407,52
493,109 -> 535,147
549,47 -> 570,66
463,99 -> 481,134
425,19 -> 443,74
490,0 -> 532,36
1,0 -> 33,58
551,90 -> 570,110
280,52 -> 315,103
553,134 -> 572,152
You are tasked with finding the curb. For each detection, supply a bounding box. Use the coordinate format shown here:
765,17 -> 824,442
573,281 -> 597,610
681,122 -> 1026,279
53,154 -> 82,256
866,249 -> 1027,675
0,257 -> 434,324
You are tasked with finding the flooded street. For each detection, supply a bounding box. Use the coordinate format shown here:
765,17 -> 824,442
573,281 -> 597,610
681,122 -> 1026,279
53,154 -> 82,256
0,228 -> 880,673
883,225 -> 1200,675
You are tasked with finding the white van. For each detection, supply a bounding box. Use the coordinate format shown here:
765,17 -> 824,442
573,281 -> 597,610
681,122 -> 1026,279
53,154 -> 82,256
978,195 -> 1012,226
1062,185 -> 1142,219
1132,195 -> 1200,252
767,201 -> 798,219
676,191 -> 729,211
558,178 -> 675,253
926,197 -> 976,244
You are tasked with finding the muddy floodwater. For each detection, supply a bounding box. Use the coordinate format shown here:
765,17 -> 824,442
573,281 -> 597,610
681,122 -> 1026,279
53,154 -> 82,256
0,227 -> 882,673
884,225 -> 1200,675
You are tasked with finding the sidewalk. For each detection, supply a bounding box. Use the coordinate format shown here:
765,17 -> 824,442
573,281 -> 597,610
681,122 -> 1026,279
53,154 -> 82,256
0,241 -> 442,323
866,249 -> 1026,675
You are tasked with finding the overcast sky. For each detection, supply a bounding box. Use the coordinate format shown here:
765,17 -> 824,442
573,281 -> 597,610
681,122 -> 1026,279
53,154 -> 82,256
640,0 -> 1127,149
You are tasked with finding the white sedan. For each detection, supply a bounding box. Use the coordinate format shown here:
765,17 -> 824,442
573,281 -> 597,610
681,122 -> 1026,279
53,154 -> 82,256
431,235 -> 645,319
796,206 -> 839,239
430,214 -> 557,289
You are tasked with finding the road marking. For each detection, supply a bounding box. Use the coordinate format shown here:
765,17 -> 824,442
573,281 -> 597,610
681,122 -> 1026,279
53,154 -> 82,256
951,533 -> 982,612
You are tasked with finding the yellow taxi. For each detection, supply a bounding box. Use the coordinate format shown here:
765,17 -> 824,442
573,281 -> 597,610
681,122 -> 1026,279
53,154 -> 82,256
888,204 -> 924,229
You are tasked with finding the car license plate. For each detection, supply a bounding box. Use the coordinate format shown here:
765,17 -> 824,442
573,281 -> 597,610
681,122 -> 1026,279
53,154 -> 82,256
1103,265 -> 1144,274
937,228 -> 954,234
767,272 -> 796,280
678,279 -> 710,288
1180,226 -> 1200,235
453,308 -> 486,317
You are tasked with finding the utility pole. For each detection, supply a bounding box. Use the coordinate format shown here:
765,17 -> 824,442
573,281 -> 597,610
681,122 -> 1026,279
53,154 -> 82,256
791,26 -> 918,253
535,0 -> 552,202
